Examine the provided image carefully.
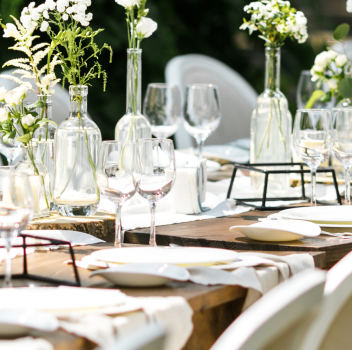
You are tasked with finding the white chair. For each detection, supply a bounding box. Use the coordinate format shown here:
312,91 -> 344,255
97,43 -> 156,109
299,251 -> 352,350
98,324 -> 166,350
210,269 -> 326,350
165,54 -> 257,149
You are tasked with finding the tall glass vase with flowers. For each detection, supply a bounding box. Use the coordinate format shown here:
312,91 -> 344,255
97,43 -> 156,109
240,0 -> 308,192
28,0 -> 112,216
114,0 -> 157,142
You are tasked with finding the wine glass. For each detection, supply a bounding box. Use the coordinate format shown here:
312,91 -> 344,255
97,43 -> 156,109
293,109 -> 332,206
184,84 -> 221,160
296,70 -> 335,109
136,139 -> 176,247
0,168 -> 33,287
143,83 -> 181,138
332,108 -> 352,204
97,141 -> 139,247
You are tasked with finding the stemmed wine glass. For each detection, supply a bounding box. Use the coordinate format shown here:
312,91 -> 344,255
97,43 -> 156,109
0,168 -> 33,287
332,108 -> 352,204
136,139 -> 176,247
293,109 -> 332,206
143,83 -> 181,138
184,84 -> 221,160
97,141 -> 139,247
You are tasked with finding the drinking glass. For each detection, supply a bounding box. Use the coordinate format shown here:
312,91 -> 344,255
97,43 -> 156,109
0,168 -> 33,287
296,70 -> 335,110
293,109 -> 332,206
136,139 -> 176,246
184,84 -> 221,160
97,141 -> 139,247
332,108 -> 352,204
143,83 -> 181,138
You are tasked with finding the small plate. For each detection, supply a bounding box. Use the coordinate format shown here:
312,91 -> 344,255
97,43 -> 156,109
90,263 -> 190,287
229,220 -> 321,242
0,309 -> 59,337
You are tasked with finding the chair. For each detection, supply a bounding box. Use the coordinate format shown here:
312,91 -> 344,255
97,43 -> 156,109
98,324 -> 166,350
299,251 -> 352,350
165,54 -> 257,149
210,269 -> 326,350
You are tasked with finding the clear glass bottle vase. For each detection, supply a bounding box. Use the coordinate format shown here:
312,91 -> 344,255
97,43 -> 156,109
54,85 -> 101,216
115,49 -> 151,142
12,144 -> 51,219
33,94 -> 56,210
250,46 -> 292,193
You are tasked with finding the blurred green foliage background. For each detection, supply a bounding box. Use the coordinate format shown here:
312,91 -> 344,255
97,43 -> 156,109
0,0 -> 351,140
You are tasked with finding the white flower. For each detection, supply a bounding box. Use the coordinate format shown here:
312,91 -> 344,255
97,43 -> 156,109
326,50 -> 338,60
336,54 -> 348,67
312,64 -> 324,73
315,51 -> 329,68
347,0 -> 352,13
0,87 -> 7,101
0,109 -> 8,122
328,78 -> 338,90
40,21 -> 49,32
276,24 -> 284,32
43,10 -> 49,19
3,23 -> 21,39
45,0 -> 56,10
22,114 -> 36,127
4,86 -> 27,105
63,13 -> 69,21
135,17 -> 157,39
115,0 -> 139,8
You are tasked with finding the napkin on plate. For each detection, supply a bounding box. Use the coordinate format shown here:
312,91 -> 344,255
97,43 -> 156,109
0,337 -> 53,350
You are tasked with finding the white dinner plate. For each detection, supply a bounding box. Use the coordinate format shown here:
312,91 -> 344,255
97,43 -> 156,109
91,247 -> 238,266
0,286 -> 127,315
90,263 -> 190,287
279,206 -> 352,225
229,220 -> 321,242
0,309 -> 59,337
202,145 -> 250,163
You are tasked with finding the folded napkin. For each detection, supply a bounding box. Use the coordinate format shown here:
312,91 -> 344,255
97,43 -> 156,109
0,337 -> 53,350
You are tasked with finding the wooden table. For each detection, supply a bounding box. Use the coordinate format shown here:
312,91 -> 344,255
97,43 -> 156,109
126,209 -> 352,268
1,243 -> 325,350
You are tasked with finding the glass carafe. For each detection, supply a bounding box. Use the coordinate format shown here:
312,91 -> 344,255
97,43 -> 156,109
115,49 -> 151,142
54,85 -> 101,216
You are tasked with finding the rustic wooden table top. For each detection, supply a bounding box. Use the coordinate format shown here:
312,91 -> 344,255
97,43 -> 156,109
125,209 -> 352,267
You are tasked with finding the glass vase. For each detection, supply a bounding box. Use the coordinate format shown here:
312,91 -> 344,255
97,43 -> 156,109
33,94 -> 56,210
250,46 -> 292,193
12,144 -> 51,219
115,49 -> 151,142
53,85 -> 101,216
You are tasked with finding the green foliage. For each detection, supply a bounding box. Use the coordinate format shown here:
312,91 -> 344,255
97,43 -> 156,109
333,23 -> 350,41
339,77 -> 352,99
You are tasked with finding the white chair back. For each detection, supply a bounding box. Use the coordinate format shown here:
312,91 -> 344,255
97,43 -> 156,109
300,252 -> 352,350
165,54 -> 257,149
210,269 -> 326,350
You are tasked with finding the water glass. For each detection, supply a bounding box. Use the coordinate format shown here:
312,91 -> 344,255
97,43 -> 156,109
0,168 -> 33,287
136,139 -> 176,246
143,83 -> 181,138
293,109 -> 332,206
97,141 -> 139,247
332,108 -> 352,204
184,84 -> 221,160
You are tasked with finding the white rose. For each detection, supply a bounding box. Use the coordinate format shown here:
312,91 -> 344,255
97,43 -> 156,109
136,17 -> 158,39
0,109 -> 8,122
312,64 -> 324,73
40,21 -> 49,32
336,54 -> 348,67
326,50 -> 338,61
314,51 -> 329,68
22,114 -> 36,127
0,87 -> 7,101
115,0 -> 139,8
4,86 -> 28,105
328,78 -> 338,90
3,23 -> 20,39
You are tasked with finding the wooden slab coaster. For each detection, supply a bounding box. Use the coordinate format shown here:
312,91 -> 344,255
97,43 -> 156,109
25,210 -> 115,241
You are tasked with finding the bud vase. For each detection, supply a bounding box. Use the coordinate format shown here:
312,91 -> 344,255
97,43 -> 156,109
54,85 -> 101,216
250,46 -> 292,193
115,49 -> 151,142
12,145 -> 51,219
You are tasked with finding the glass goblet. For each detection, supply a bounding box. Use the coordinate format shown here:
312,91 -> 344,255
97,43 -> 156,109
184,84 -> 221,160
97,141 -> 139,247
143,83 -> 181,139
293,109 -> 332,206
136,139 -> 176,247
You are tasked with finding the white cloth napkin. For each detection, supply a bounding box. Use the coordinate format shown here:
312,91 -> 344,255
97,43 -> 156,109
0,337 -> 53,350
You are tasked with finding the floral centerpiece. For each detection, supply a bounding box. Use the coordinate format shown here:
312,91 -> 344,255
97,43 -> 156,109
240,0 -> 308,191
114,0 -> 157,143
